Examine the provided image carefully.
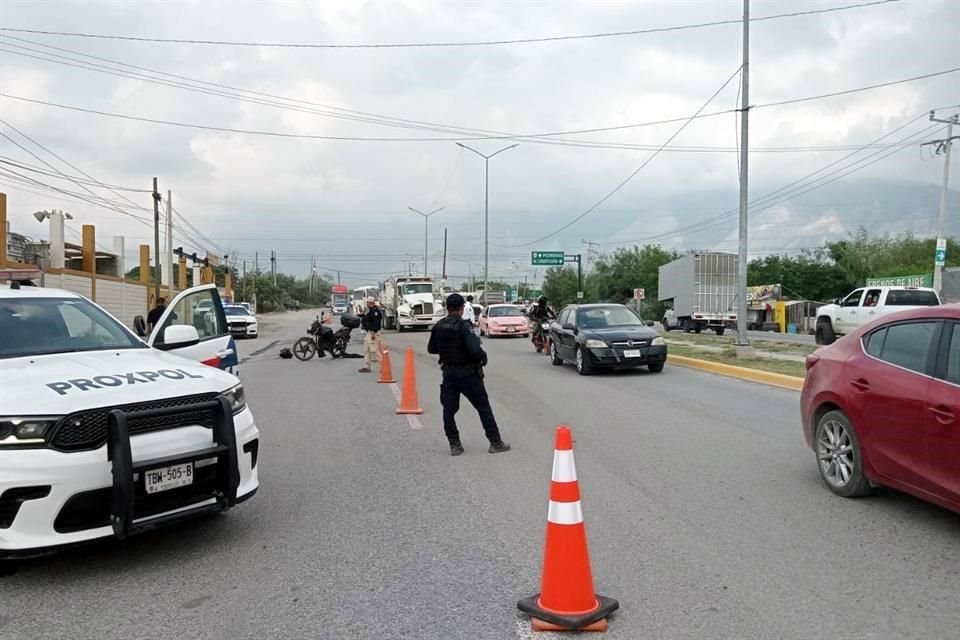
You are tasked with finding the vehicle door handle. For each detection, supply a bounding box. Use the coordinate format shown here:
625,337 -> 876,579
850,378 -> 870,392
928,406 -> 955,424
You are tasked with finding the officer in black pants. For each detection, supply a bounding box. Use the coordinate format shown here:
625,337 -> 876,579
428,293 -> 511,457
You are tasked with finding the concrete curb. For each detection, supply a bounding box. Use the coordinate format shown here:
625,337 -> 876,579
667,354 -> 805,392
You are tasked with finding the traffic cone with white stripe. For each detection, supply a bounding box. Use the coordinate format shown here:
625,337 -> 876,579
517,426 -> 619,632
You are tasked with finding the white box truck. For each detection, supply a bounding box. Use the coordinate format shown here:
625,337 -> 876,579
658,252 -> 738,335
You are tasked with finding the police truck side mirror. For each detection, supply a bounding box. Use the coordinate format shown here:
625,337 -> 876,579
161,325 -> 200,348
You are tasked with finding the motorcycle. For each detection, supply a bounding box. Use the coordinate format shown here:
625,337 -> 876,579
531,320 -> 552,354
293,313 -> 360,360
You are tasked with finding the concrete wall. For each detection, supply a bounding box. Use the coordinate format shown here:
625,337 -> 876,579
41,268 -> 155,331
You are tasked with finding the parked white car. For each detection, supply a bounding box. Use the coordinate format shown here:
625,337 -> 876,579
224,304 -> 259,338
0,283 -> 259,559
814,286 -> 941,345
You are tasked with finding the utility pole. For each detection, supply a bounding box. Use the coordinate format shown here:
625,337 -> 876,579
457,142 -> 518,293
242,260 -> 247,299
408,206 -> 445,277
337,270 -> 341,285
152,177 -> 161,302
923,110 -> 958,297
271,250 -> 277,285
166,190 -> 174,295
735,0 -> 754,355
442,227 -> 448,282
582,239 -> 601,266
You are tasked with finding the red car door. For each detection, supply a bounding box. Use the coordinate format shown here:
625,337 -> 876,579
845,321 -> 939,491
924,321 -> 960,505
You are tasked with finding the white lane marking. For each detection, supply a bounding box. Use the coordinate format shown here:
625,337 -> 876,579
547,500 -> 584,525
551,450 -> 577,482
389,382 -> 423,430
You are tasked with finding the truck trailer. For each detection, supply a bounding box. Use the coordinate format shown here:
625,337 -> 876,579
658,252 -> 738,335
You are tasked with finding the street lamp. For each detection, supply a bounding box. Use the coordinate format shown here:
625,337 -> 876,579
33,210 -> 73,270
456,142 -> 518,296
408,206 -> 445,277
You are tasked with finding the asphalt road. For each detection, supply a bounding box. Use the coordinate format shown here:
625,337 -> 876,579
3,310 -> 959,640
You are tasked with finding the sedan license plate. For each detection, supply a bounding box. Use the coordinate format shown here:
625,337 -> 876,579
144,462 -> 194,494
623,349 -> 644,358
507,327 -> 516,332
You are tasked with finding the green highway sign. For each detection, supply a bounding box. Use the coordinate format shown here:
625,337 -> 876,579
531,251 -> 565,266
936,238 -> 947,266
865,273 -> 933,288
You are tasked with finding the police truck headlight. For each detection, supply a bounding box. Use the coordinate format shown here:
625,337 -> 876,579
0,417 -> 59,446
652,336 -> 666,346
221,384 -> 247,415
584,339 -> 608,349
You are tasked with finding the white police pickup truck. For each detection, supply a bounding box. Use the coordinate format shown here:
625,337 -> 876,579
0,283 -> 259,559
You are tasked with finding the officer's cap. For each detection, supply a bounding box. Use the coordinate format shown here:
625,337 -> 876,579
446,293 -> 465,308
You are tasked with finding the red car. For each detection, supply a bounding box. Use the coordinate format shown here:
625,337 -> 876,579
801,306 -> 960,513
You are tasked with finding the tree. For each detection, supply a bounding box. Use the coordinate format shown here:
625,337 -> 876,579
542,267 -> 580,307
587,244 -> 679,318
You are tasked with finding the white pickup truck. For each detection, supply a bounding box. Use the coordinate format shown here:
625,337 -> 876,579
814,286 -> 941,345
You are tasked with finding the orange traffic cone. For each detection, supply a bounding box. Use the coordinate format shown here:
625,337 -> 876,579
517,426 -> 619,632
378,349 -> 396,384
396,347 -> 423,415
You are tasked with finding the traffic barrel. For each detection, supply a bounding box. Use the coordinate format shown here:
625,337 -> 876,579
517,425 -> 619,632
378,349 -> 396,384
395,347 -> 423,415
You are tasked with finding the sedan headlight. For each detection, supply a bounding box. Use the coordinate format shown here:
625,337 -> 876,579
221,384 -> 247,415
584,339 -> 608,348
0,417 -> 59,446
652,336 -> 666,346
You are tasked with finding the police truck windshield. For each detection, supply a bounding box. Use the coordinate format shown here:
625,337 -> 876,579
0,297 -> 145,359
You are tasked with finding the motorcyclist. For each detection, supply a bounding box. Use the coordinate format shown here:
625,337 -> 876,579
529,296 -> 554,323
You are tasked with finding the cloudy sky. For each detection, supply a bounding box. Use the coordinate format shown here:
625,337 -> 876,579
0,0 -> 957,285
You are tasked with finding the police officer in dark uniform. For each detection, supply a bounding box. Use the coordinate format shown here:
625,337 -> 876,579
427,293 -> 511,456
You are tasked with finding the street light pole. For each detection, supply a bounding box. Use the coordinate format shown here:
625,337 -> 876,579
456,142 -> 518,295
408,206 -> 445,277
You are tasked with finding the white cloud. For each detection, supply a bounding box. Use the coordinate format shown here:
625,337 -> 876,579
0,0 -> 957,280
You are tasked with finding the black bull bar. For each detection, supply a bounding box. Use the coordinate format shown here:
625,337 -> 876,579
106,396 -> 240,539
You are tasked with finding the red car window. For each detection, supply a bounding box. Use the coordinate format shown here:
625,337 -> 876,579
948,324 -> 960,385
867,321 -> 938,374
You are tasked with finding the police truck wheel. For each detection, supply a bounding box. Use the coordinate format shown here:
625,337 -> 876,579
293,337 -> 316,361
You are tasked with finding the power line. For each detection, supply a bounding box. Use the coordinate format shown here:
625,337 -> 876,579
493,66 -> 743,248
0,156 -> 152,192
3,64 -> 954,145
601,119 -> 941,247
0,1 -> 901,49
0,35 -> 916,154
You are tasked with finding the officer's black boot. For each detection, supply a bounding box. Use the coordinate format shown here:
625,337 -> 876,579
449,441 -> 464,456
488,441 -> 511,454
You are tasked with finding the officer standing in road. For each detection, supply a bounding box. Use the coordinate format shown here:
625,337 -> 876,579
462,294 -> 477,335
427,293 -> 511,456
358,297 -> 383,373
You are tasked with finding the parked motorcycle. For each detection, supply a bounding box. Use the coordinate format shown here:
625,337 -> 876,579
293,313 -> 360,360
531,321 -> 552,354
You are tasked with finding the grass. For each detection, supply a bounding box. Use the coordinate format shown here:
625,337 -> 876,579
667,344 -> 807,378
664,331 -> 817,357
